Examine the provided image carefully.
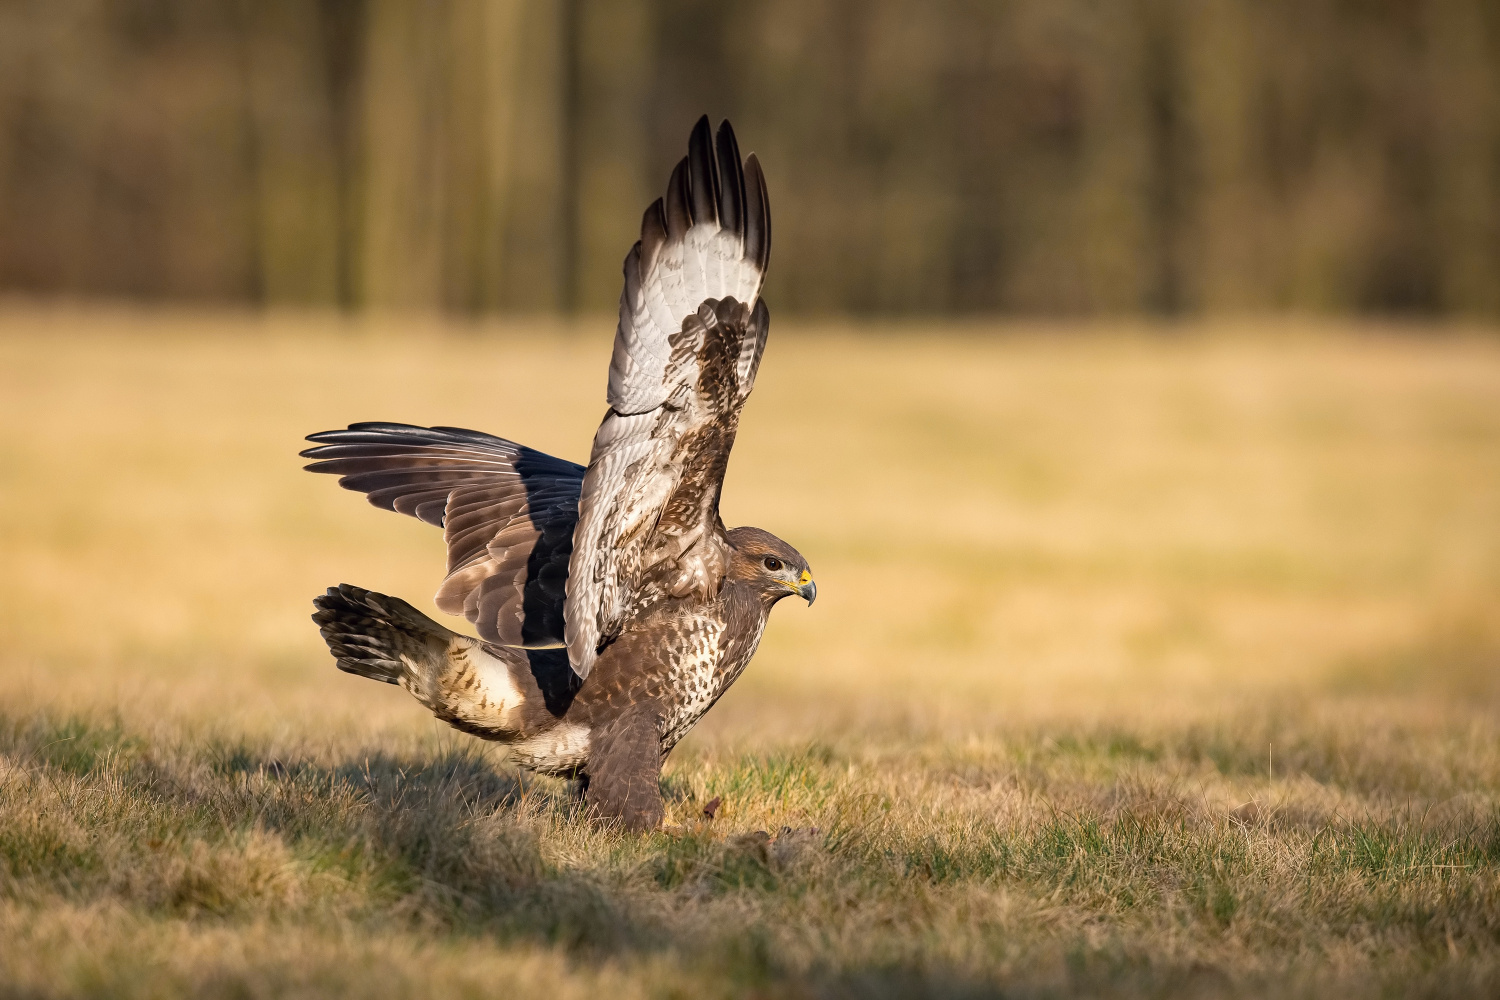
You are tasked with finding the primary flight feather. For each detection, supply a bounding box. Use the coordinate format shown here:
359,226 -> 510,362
301,118 -> 813,831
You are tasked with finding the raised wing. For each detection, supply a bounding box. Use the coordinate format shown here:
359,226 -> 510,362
302,423 -> 583,649
564,116 -> 772,679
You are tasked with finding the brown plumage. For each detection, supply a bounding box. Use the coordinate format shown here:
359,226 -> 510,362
302,118 -> 813,832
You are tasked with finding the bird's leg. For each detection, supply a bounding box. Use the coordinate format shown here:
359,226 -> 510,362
583,702 -> 665,832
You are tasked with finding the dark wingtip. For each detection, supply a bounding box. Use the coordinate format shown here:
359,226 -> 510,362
686,115 -> 720,227
664,156 -> 692,237
751,296 -> 770,327
744,153 -> 771,273
715,120 -> 745,238
304,422 -> 425,446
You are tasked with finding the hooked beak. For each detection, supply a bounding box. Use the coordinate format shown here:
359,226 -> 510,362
789,570 -> 817,606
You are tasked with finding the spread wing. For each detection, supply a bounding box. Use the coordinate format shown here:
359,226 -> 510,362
564,116 -> 773,679
301,423 -> 583,649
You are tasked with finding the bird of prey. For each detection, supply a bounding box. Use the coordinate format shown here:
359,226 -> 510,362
302,117 -> 814,831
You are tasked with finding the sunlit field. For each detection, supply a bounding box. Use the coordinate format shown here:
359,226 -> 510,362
1,304 -> 1498,998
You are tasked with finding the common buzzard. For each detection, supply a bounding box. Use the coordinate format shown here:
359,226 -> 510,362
303,117 -> 814,831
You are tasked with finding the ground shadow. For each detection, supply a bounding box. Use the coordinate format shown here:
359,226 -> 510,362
0,709 -> 1241,997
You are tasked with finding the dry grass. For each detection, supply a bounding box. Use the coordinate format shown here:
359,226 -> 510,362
1,303 -> 1498,998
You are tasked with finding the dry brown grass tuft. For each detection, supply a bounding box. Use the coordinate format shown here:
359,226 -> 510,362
1,304 -> 1498,997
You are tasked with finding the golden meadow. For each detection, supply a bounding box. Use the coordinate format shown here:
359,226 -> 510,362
0,305 -> 1498,997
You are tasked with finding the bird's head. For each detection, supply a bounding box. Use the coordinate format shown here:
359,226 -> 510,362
726,526 -> 816,608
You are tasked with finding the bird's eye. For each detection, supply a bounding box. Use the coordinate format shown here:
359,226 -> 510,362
763,557 -> 783,572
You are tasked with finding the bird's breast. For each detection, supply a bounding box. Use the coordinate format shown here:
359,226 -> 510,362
658,608 -> 767,751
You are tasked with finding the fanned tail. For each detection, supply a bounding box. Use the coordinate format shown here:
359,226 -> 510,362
311,584 -> 457,685
311,584 -> 545,744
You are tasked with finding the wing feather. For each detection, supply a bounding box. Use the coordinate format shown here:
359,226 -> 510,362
715,122 -> 745,237
567,287 -> 771,676
605,118 -> 770,417
568,120 -> 772,681
302,422 -> 583,649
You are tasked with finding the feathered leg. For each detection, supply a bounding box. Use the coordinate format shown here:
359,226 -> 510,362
583,702 -> 665,832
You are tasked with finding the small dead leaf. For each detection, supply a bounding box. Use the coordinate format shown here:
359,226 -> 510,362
702,796 -> 722,820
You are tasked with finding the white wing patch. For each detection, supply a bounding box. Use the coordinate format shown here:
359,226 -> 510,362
566,409 -> 678,653
610,225 -> 763,415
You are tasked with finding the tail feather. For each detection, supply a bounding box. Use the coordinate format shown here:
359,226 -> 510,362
311,583 -> 541,744
312,584 -> 457,685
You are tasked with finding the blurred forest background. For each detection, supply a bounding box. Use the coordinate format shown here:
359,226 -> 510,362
3,8 -> 1500,992
1,0 -> 1498,316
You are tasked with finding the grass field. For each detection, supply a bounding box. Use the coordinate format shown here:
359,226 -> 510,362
1,304 -> 1498,998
